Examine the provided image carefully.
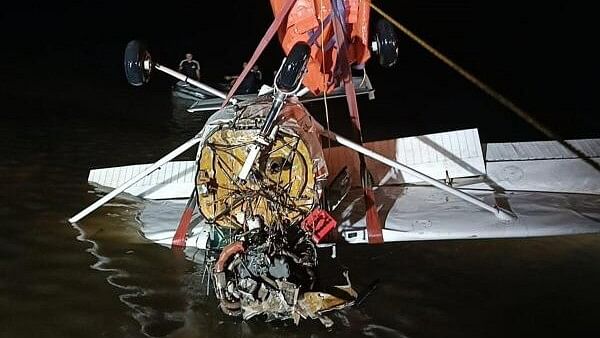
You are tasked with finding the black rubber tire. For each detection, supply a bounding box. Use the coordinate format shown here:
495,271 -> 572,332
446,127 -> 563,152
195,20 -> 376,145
375,18 -> 399,68
124,40 -> 151,86
276,42 -> 311,92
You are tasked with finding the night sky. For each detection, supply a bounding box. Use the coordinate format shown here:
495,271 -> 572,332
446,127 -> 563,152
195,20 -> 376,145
1,1 -> 597,142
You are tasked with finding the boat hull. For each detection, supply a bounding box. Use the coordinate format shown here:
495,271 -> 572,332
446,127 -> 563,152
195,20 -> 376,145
171,80 -> 215,101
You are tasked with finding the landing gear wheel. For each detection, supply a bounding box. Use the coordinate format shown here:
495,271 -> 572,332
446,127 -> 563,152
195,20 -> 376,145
275,42 -> 311,92
124,40 -> 153,86
373,18 -> 399,68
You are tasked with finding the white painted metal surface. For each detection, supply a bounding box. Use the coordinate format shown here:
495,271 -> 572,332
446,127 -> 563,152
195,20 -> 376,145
136,185 -> 600,249
482,158 -> 600,194
85,131 -> 600,203
393,128 -> 486,180
294,128 -> 486,188
140,200 -> 210,249
88,161 -> 197,200
321,130 -> 515,220
69,137 -> 202,223
336,186 -> 600,244
123,133 -> 600,248
87,128 -> 487,200
485,138 -> 600,161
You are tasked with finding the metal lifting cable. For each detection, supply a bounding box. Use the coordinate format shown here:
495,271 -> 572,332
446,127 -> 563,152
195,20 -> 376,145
370,2 -> 600,172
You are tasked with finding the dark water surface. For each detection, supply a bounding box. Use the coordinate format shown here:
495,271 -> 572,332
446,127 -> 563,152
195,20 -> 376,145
2,88 -> 600,338
2,2 -> 600,336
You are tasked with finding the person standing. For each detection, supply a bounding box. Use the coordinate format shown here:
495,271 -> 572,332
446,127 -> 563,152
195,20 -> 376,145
178,53 -> 200,80
225,62 -> 264,94
251,64 -> 262,87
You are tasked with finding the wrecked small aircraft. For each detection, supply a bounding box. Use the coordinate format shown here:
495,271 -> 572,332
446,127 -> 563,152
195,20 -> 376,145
69,0 -> 600,327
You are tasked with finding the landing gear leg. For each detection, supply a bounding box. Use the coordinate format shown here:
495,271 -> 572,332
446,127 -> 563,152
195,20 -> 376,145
238,42 -> 311,181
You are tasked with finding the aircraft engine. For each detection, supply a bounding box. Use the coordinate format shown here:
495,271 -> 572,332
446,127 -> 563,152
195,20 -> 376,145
195,97 -> 328,231
196,97 -> 355,325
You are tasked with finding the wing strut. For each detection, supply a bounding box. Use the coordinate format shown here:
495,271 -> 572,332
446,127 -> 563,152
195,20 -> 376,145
320,130 -> 516,221
68,137 -> 203,223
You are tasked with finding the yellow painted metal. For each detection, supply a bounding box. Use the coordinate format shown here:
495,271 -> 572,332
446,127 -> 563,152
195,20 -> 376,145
197,127 -> 318,230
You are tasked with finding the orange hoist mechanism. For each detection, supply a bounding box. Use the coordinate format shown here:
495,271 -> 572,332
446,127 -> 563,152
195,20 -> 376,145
301,209 -> 337,243
269,0 -> 371,95
270,0 -> 383,244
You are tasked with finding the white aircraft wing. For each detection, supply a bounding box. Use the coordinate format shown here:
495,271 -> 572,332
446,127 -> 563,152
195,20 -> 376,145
88,129 -> 600,247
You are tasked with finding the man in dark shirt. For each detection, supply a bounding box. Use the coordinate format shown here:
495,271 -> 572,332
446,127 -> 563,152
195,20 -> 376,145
178,53 -> 200,80
225,62 -> 263,94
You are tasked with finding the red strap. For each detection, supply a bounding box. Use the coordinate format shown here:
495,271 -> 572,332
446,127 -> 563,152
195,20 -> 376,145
172,189 -> 197,247
221,0 -> 298,108
331,4 -> 383,244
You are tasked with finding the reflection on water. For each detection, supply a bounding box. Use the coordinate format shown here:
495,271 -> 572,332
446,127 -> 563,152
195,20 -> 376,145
71,208 -> 195,337
2,95 -> 600,338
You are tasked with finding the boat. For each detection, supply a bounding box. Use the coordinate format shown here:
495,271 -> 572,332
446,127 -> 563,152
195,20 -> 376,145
180,74 -> 375,113
171,80 -> 217,101
73,0 -> 600,328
